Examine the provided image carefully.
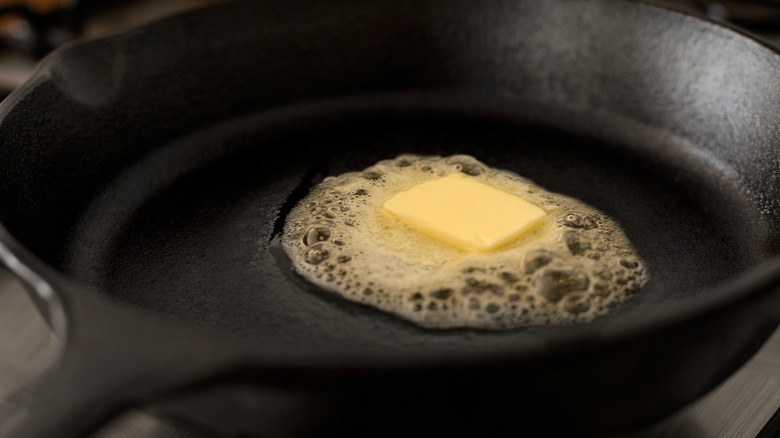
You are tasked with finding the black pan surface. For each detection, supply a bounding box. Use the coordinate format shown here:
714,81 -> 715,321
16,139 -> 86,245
84,101 -> 762,346
1,0 -> 780,437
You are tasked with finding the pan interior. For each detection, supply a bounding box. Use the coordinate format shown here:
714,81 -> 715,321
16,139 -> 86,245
64,101 -> 769,355
0,0 -> 778,357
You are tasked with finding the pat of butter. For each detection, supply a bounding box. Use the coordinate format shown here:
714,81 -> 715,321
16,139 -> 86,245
382,174 -> 546,251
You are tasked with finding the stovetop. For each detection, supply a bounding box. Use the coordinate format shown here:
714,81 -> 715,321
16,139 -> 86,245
1,1 -> 780,437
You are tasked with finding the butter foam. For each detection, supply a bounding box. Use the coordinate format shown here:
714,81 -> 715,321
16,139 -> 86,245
282,154 -> 647,329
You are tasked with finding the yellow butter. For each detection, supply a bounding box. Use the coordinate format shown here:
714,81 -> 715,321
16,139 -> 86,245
382,174 -> 546,251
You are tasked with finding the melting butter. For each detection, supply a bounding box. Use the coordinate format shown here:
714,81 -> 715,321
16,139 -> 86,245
382,174 -> 546,252
282,154 -> 647,329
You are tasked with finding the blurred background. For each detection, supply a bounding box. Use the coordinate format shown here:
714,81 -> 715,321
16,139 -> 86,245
1,0 -> 780,437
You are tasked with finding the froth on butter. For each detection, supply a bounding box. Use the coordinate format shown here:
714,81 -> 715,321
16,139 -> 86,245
281,154 -> 647,330
382,174 -> 546,251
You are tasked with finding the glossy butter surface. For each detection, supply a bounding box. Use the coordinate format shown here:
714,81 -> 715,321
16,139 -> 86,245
382,174 -> 546,251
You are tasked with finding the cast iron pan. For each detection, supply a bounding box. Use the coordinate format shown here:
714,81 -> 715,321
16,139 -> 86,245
2,0 -> 780,436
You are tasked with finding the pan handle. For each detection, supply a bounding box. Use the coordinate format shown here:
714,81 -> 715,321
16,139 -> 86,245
0,237 -> 67,339
0,232 -> 247,438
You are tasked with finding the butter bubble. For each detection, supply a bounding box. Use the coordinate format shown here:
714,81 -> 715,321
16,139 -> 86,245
282,154 -> 647,329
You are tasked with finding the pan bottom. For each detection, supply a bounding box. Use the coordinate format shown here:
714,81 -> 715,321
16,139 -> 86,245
63,100 -> 768,353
